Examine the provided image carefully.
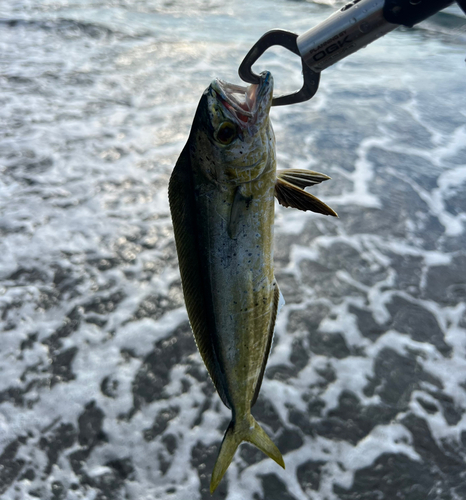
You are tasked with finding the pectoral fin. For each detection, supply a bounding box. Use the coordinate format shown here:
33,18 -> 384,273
276,168 -> 331,188
228,186 -> 253,239
275,170 -> 338,217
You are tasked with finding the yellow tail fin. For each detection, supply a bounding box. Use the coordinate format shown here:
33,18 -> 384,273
210,414 -> 285,494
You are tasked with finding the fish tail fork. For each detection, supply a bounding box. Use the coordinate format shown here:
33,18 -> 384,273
210,414 -> 285,493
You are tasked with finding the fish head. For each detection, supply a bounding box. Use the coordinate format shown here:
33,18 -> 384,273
189,71 -> 274,186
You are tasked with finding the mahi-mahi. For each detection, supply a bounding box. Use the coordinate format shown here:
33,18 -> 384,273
168,71 -> 337,493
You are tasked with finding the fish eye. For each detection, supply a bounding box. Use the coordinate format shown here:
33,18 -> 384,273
215,122 -> 238,145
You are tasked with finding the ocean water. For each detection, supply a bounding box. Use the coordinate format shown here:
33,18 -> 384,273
1,1 -> 466,499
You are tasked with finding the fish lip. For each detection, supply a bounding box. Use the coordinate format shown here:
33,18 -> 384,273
211,71 -> 273,127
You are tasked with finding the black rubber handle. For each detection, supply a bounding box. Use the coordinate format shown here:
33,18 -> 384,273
383,0 -> 455,28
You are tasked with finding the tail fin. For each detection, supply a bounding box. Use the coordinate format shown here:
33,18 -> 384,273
210,414 -> 285,494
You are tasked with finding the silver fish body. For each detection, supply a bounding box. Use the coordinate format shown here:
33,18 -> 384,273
169,71 -> 336,493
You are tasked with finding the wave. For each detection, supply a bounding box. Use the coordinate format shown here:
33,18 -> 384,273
0,17 -> 142,39
418,6 -> 466,42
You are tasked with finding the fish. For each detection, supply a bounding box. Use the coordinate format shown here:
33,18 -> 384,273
168,71 -> 337,493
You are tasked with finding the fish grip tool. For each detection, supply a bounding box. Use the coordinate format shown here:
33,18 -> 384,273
239,0 -> 459,107
238,29 -> 321,107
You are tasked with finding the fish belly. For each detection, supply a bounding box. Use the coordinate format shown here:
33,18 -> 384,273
198,178 -> 276,417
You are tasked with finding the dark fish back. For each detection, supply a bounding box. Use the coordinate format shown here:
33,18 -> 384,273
168,145 -> 231,408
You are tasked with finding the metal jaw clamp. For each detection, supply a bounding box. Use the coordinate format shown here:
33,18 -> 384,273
238,29 -> 321,107
239,0 -> 457,107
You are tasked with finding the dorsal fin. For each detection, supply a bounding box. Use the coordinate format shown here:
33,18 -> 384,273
275,170 -> 338,217
168,145 -> 231,408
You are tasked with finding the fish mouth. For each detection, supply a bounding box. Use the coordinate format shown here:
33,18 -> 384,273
211,71 -> 273,128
